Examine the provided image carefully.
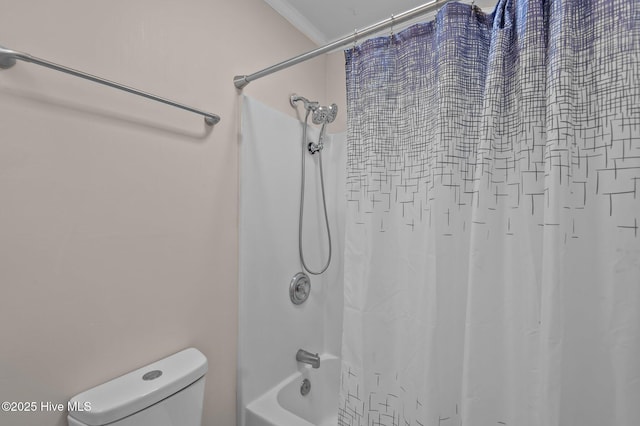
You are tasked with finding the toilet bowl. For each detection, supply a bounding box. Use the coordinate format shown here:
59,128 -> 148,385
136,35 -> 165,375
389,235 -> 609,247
67,347 -> 207,426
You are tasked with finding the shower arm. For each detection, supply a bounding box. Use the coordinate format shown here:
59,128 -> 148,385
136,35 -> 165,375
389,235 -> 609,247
234,0 -> 448,89
0,45 -> 220,125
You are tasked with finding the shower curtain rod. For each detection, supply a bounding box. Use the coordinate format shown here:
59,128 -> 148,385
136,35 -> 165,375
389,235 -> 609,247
234,0 -> 448,89
0,45 -> 220,125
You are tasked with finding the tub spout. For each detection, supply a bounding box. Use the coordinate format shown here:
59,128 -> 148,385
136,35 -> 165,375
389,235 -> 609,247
296,349 -> 320,368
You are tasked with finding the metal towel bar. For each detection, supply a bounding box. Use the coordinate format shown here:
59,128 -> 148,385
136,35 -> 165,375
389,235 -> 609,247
0,45 -> 220,126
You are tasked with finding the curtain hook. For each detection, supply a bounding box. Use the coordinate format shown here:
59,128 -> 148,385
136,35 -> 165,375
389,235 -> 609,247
390,14 -> 395,38
352,28 -> 358,50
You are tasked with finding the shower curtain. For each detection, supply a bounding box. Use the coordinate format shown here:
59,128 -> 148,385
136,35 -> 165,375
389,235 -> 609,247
339,0 -> 639,425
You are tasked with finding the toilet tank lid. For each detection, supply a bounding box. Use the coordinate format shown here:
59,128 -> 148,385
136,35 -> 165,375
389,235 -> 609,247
68,348 -> 207,426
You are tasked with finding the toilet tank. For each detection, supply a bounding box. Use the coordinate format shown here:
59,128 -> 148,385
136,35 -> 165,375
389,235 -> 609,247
68,348 -> 207,426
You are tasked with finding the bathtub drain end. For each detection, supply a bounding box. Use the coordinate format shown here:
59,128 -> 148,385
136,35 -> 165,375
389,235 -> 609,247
300,378 -> 311,396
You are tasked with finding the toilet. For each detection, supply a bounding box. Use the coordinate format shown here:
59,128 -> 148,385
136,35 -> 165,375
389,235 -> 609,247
67,348 -> 207,426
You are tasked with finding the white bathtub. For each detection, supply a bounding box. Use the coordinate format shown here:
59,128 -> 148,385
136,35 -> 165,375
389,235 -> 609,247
246,354 -> 340,426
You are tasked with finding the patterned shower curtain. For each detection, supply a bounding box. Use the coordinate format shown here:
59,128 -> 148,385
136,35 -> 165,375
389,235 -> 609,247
339,0 -> 639,425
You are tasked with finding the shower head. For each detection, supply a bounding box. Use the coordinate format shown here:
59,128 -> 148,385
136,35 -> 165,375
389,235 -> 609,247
312,104 -> 338,125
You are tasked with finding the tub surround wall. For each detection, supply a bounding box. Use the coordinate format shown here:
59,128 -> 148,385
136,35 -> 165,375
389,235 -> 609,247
239,96 -> 345,426
0,1 -> 345,425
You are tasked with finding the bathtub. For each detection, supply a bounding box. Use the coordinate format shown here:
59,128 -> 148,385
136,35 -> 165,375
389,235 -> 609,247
246,354 -> 340,426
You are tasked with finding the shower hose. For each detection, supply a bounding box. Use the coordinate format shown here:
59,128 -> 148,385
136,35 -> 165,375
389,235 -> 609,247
298,110 -> 332,275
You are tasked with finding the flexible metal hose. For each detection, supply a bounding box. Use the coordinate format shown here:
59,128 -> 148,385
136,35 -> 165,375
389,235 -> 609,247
299,110 -> 332,275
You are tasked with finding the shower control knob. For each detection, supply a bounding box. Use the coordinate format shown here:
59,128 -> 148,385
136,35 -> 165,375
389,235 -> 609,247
290,272 -> 311,305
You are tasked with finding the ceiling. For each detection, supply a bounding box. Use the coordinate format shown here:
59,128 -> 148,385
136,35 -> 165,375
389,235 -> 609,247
264,0 -> 499,45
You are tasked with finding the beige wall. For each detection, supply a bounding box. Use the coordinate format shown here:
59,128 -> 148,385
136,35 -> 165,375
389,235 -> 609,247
0,1 -> 345,425
326,50 -> 347,132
